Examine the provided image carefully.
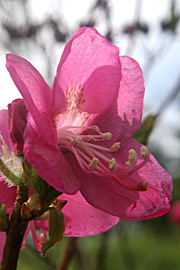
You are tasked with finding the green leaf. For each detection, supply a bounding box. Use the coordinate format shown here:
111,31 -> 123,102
42,207 -> 65,256
133,114 -> 158,145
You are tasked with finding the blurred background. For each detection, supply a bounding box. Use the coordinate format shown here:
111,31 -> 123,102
0,0 -> 180,269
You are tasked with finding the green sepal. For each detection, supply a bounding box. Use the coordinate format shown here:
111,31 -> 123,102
42,207 -> 65,256
133,114 -> 158,145
0,202 -> 9,232
0,159 -> 24,186
23,159 -> 61,205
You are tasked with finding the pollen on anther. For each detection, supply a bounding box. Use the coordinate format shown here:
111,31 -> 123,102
128,149 -> 137,164
109,158 -> 117,170
141,146 -> 150,159
89,158 -> 99,170
102,132 -> 112,140
125,161 -> 131,168
111,142 -> 121,152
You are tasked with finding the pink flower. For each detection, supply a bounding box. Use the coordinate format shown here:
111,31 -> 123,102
169,201 -> 180,225
0,109 -> 119,259
6,27 -> 172,221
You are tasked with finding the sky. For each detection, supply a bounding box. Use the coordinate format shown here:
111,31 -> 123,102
0,0 -> 179,175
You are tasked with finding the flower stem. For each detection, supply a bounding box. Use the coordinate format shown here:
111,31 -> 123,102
1,186 -> 29,270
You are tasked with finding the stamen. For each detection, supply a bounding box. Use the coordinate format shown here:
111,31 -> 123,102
84,135 -> 93,142
141,146 -> 150,160
112,174 -> 148,191
109,158 -> 117,171
93,125 -> 101,133
57,124 -> 149,193
83,141 -> 112,153
101,132 -> 112,140
111,142 -> 121,152
125,161 -> 131,168
128,149 -> 137,165
133,146 -> 150,171
89,158 -> 99,170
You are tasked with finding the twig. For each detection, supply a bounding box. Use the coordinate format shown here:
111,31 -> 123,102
1,186 -> 28,270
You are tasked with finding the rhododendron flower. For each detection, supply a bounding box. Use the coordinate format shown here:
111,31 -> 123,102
6,27 -> 172,221
0,108 -> 119,260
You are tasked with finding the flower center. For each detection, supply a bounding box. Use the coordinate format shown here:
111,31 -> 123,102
57,125 -> 149,192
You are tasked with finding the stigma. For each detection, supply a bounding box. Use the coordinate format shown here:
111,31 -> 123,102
57,125 -> 149,192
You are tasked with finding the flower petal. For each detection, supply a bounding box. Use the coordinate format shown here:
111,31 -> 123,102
8,99 -> 28,154
0,180 -> 16,210
53,27 -> 121,114
6,54 -> 56,145
24,115 -> 81,194
117,56 -> 145,136
0,110 -> 13,151
65,138 -> 172,221
90,56 -> 145,144
60,192 -> 119,236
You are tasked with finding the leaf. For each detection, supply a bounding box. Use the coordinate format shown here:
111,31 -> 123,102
42,207 -> 65,256
133,114 -> 158,145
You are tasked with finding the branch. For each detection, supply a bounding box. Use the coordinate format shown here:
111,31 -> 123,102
1,186 -> 29,270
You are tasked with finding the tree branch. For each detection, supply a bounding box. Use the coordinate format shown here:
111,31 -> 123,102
1,186 -> 29,270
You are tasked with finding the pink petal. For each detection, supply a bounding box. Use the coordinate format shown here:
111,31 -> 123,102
53,27 -> 121,114
0,180 -> 16,208
24,115 -> 81,194
6,54 -> 56,145
8,99 -> 28,154
65,138 -> 172,221
31,221 -> 42,252
60,192 -> 119,236
0,110 -> 13,151
117,56 -> 145,136
90,56 -> 145,144
0,232 -> 6,261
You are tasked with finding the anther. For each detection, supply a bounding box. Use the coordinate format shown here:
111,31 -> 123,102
102,132 -> 112,140
125,161 -> 131,168
93,125 -> 101,133
89,158 -> 99,170
111,142 -> 121,152
109,158 -> 117,170
128,149 -> 137,165
141,146 -> 150,160
140,181 -> 148,191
